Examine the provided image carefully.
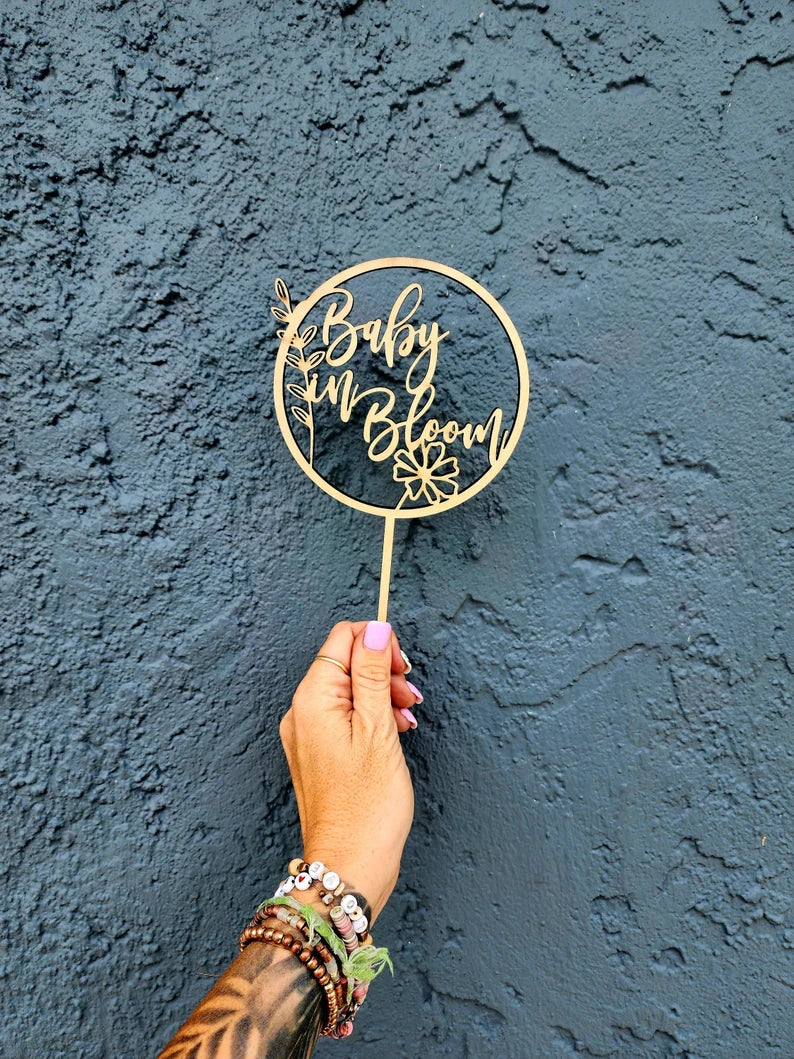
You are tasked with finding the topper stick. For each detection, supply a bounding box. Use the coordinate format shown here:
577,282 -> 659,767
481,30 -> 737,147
377,515 -> 396,622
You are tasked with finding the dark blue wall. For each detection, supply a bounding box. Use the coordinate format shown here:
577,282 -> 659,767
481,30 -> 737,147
3,1 -> 793,1056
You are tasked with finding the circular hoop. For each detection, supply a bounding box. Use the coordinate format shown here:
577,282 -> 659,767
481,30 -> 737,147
274,257 -> 530,519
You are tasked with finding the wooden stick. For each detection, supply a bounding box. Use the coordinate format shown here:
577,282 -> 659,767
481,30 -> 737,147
377,515 -> 396,622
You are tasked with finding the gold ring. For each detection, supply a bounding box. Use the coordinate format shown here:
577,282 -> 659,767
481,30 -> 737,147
314,654 -> 351,676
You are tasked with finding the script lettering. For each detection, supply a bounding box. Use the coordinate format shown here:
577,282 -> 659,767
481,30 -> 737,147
286,282 -> 512,506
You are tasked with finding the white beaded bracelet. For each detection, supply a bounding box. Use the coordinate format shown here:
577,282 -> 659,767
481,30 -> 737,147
274,859 -> 370,937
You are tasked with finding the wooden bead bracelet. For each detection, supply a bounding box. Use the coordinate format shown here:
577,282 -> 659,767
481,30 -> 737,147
239,897 -> 354,1037
252,904 -> 342,982
239,924 -> 341,1033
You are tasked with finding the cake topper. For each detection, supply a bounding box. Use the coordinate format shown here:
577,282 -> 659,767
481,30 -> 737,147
272,257 -> 529,620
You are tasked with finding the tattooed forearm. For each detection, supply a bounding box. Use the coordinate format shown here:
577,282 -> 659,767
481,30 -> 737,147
157,938 -> 323,1059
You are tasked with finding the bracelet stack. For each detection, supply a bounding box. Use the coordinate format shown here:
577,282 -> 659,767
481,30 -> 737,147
239,859 -> 391,1039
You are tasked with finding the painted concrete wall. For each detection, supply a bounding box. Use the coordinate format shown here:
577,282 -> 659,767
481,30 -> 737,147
3,1 -> 793,1056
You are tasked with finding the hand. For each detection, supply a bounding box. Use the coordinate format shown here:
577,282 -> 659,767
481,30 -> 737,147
279,621 -> 418,923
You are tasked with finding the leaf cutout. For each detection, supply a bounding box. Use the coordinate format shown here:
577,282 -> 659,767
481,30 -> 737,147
277,329 -> 287,341
291,406 -> 310,426
271,306 -> 290,322
274,277 -> 291,309
285,353 -> 302,369
286,382 -> 308,400
300,325 -> 317,346
306,350 -> 325,369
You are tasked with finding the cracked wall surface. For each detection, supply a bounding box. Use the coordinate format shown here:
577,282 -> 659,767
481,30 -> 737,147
2,1 -> 793,1056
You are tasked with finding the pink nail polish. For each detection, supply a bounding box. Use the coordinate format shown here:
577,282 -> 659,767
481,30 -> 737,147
406,681 -> 423,704
399,707 -> 418,729
363,620 -> 391,651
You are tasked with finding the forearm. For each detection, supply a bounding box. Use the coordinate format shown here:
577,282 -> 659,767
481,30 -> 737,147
157,939 -> 323,1059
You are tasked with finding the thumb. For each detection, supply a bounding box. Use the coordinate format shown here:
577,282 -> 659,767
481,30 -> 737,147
350,620 -> 394,725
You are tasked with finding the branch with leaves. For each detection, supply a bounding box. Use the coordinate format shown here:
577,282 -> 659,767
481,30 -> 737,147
273,278 -> 323,466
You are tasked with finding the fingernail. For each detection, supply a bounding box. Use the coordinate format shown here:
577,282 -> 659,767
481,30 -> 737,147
400,649 -> 412,674
363,621 -> 392,651
399,707 -> 418,729
406,681 -> 423,704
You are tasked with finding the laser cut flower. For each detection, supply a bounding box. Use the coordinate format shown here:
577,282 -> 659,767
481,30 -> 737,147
393,443 -> 460,507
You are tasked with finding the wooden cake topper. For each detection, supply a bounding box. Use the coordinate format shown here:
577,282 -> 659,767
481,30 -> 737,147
272,257 -> 530,620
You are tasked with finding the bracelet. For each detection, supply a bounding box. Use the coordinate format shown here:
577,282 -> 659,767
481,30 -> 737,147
278,858 -> 371,937
239,861 -> 392,1039
246,904 -> 342,982
239,924 -> 341,1033
240,904 -> 350,1037
330,904 -> 370,1011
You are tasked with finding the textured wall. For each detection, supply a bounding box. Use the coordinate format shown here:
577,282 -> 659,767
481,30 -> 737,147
3,1 -> 793,1056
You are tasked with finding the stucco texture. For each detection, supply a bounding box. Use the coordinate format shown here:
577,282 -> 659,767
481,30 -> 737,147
2,1 -> 793,1056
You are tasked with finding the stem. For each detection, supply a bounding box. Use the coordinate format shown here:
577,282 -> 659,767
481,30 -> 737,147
378,515 -> 396,622
301,367 -> 315,466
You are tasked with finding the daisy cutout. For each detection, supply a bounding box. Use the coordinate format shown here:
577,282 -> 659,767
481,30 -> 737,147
393,442 -> 460,508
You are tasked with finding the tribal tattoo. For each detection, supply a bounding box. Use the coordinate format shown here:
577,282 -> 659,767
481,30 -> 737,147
157,939 -> 323,1059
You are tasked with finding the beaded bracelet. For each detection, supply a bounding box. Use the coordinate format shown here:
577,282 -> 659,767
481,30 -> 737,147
330,904 -> 370,1010
240,901 -> 364,1038
239,924 -> 342,1033
240,862 -> 391,1039
245,904 -> 343,986
267,887 -> 389,1004
278,859 -> 371,937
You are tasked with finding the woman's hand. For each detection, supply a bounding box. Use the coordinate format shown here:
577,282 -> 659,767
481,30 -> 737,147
279,621 -> 418,923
